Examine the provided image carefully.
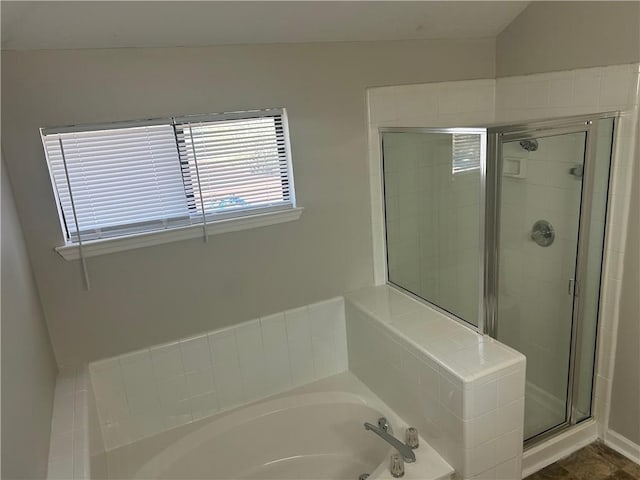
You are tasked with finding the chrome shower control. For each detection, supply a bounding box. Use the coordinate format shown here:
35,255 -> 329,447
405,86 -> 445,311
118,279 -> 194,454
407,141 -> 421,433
531,220 -> 555,247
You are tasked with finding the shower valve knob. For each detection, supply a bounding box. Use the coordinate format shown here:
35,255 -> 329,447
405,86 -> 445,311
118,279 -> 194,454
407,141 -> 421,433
531,220 -> 555,247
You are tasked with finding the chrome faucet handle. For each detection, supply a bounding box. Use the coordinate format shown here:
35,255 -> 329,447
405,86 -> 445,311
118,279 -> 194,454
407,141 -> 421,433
405,427 -> 419,449
390,453 -> 405,478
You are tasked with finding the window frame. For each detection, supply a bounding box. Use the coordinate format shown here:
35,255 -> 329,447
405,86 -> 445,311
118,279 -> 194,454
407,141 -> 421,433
40,108 -> 303,260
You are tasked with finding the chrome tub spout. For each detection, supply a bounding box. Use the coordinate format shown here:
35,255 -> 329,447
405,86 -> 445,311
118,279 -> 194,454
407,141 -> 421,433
364,421 -> 416,463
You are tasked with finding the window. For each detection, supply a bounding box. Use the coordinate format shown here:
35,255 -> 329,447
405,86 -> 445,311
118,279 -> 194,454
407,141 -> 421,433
41,109 -> 297,248
452,133 -> 481,174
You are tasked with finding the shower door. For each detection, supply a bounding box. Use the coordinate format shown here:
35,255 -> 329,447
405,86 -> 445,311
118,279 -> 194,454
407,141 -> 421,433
486,118 -> 614,444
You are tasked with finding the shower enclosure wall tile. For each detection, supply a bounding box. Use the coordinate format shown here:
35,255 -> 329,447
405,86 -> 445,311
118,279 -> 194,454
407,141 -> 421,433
88,296 -> 348,451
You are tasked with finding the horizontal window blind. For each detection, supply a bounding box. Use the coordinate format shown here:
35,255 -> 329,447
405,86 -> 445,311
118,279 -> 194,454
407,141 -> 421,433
41,109 -> 295,244
452,134 -> 481,174
42,124 -> 191,242
175,114 -> 292,218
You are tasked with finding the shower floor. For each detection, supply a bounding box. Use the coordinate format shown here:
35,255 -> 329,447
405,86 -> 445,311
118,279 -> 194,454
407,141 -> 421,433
524,384 -> 565,440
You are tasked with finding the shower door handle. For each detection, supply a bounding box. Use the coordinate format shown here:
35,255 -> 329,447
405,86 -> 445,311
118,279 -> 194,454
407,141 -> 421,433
568,278 -> 575,297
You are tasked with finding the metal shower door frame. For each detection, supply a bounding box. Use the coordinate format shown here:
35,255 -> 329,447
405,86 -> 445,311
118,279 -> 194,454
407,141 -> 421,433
484,113 -> 617,447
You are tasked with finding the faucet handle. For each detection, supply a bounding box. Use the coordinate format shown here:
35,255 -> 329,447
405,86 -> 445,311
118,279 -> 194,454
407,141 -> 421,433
390,453 -> 405,478
405,427 -> 419,449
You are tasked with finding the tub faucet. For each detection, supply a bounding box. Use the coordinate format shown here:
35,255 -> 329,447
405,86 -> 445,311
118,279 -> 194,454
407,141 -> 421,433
364,418 -> 416,463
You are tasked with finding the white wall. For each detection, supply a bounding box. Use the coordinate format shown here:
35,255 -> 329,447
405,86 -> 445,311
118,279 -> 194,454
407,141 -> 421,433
496,1 -> 640,77
0,39 -> 496,366
608,111 -> 640,449
1,158 -> 58,479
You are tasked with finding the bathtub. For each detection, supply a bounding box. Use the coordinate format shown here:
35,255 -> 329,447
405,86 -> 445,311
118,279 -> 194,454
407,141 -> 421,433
106,373 -> 453,480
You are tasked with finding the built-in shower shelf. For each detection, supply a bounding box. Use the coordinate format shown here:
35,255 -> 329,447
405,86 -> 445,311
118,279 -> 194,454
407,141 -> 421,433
503,156 -> 527,178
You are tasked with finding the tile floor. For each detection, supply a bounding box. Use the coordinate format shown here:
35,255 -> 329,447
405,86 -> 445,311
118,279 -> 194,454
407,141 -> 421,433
525,442 -> 640,480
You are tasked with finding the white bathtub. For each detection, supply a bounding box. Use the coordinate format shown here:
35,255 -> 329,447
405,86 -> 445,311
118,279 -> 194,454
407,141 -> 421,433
106,373 -> 453,480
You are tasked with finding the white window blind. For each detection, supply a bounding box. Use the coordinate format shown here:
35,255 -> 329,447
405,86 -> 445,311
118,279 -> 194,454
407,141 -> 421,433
174,114 -> 292,218
452,134 -> 481,174
41,109 -> 295,245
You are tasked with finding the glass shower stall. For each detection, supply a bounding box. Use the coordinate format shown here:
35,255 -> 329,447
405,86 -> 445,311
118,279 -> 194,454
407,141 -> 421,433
380,113 -> 616,445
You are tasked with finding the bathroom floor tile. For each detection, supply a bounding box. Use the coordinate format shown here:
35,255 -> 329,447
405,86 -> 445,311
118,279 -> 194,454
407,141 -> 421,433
603,470 -> 637,480
526,463 -> 577,479
623,462 -> 640,478
525,442 -> 640,480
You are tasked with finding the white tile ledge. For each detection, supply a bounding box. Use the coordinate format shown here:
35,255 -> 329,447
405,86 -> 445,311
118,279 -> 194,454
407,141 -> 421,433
55,207 -> 304,260
346,285 -> 525,381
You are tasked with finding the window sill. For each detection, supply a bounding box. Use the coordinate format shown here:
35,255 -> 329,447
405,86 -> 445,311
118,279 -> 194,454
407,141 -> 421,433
55,207 -> 304,261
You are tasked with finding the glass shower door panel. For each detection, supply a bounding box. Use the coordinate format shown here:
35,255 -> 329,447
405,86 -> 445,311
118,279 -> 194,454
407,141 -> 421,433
497,131 -> 587,440
575,118 -> 614,422
382,131 -> 483,327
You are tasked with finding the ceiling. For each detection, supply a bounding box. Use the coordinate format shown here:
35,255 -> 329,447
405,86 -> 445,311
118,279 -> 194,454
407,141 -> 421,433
1,1 -> 529,51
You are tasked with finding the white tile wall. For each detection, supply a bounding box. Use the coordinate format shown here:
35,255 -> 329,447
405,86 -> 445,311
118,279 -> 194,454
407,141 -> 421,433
47,366 -> 103,480
346,285 -> 526,479
89,297 -> 347,451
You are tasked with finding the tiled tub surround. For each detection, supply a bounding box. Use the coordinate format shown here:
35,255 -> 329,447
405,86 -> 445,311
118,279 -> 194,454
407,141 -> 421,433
47,366 -> 106,480
89,297 -> 348,451
346,285 -> 527,480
